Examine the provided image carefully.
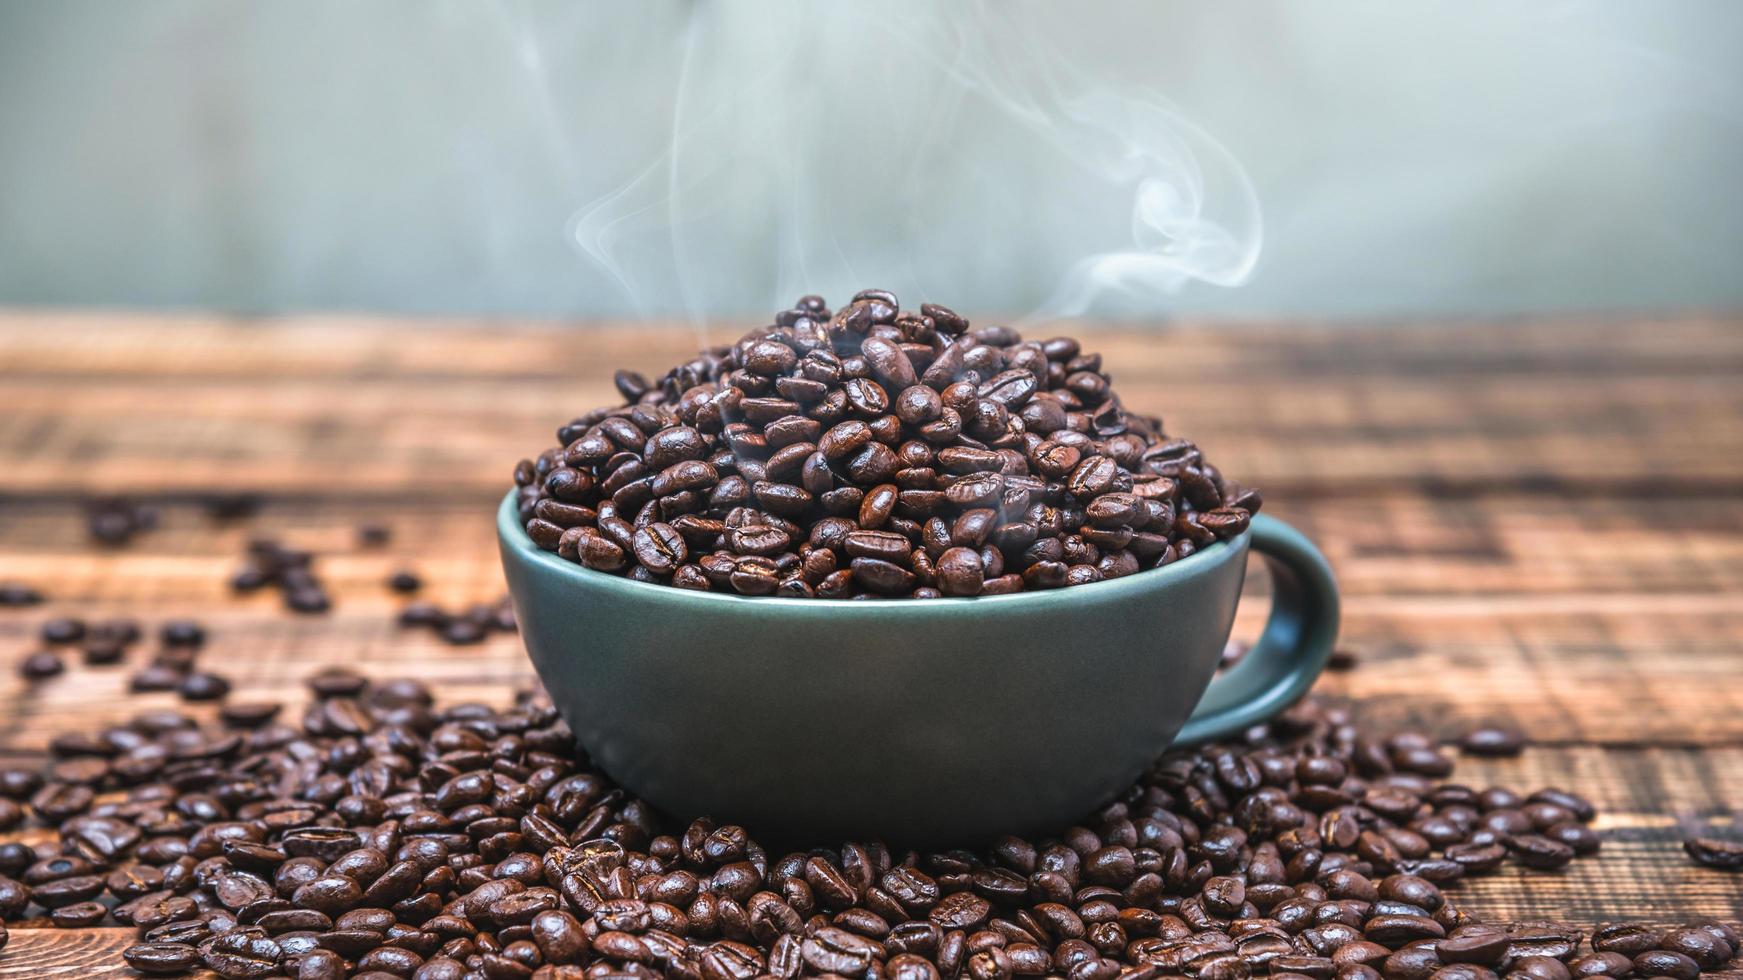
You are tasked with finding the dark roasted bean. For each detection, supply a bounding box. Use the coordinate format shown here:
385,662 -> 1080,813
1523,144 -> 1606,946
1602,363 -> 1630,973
1660,926 -> 1735,969
202,932 -> 284,978
124,941 -> 204,974
1633,950 -> 1700,980
1458,726 -> 1524,757
20,650 -> 65,679
1682,835 -> 1743,871
1504,834 -> 1574,870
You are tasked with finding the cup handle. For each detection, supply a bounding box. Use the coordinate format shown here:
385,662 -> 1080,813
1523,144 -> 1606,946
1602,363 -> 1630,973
1176,514 -> 1341,744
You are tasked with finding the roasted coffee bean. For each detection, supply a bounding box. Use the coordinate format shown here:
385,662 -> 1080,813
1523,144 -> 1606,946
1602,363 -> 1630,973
1505,834 -> 1574,870
1682,836 -> 1743,871
1438,926 -> 1510,965
1634,950 -> 1701,980
1567,951 -> 1634,977
1661,926 -> 1736,969
219,701 -> 283,728
180,671 -> 233,701
41,616 -> 87,645
19,650 -> 65,679
81,638 -> 127,665
51,899 -> 108,927
0,583 -> 45,606
631,523 -> 688,575
1591,922 -> 1663,955
1458,726 -> 1524,757
1510,955 -> 1573,980
124,941 -> 204,974
1543,821 -> 1601,855
936,547 -> 985,597
203,931 -> 283,978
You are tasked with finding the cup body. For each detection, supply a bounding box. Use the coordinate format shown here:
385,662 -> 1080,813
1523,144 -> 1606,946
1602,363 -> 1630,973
498,492 -> 1250,846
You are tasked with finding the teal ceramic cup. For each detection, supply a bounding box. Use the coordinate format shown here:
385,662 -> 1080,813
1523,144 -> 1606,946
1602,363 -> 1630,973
498,492 -> 1338,846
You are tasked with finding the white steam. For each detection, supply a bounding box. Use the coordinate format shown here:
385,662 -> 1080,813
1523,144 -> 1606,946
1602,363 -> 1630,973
568,0 -> 1260,321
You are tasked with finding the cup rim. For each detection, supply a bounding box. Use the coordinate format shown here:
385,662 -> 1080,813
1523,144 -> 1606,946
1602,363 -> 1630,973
498,489 -> 1248,613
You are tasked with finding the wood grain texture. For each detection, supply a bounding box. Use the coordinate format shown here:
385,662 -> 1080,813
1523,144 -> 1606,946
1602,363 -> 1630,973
2,314 -> 1741,498
1,313 -> 1740,975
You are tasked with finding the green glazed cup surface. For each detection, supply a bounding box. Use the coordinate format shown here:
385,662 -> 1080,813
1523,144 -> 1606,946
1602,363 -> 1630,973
498,491 -> 1338,846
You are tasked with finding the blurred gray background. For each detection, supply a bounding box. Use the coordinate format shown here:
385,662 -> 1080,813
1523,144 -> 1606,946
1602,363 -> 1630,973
1,0 -> 1739,320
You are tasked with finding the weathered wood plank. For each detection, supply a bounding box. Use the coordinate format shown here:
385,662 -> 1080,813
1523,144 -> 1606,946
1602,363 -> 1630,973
3,313 -> 1741,380
0,927 -> 156,978
2,317 -> 1741,498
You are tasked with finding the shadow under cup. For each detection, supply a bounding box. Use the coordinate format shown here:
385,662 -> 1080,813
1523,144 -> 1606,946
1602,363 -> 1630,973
498,491 -> 1339,846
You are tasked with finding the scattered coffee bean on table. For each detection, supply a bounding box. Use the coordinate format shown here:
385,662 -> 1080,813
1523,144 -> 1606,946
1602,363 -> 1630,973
388,569 -> 424,593
177,670 -> 232,701
201,492 -> 264,521
358,522 -> 394,548
16,650 -> 64,680
1683,836 -> 1743,872
80,638 -> 127,666
84,496 -> 158,546
1326,647 -> 1360,672
514,292 -> 1261,598
38,617 -> 85,645
1459,726 -> 1526,758
0,584 -> 44,607
160,618 -> 206,648
0,669 -> 1735,979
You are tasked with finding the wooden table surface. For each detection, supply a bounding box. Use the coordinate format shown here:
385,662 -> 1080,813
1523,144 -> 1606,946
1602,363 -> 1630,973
1,312 -> 1740,974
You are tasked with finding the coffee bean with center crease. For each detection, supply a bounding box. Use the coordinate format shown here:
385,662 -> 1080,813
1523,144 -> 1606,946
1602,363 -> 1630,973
630,523 -> 687,576
124,941 -> 204,974
202,932 -> 283,979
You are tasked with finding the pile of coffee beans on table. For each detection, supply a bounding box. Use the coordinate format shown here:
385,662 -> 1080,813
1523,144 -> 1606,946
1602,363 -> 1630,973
0,678 -> 1736,980
514,292 -> 1260,598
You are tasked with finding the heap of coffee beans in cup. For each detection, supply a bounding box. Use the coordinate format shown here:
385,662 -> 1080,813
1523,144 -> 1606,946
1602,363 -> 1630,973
514,291 -> 1259,598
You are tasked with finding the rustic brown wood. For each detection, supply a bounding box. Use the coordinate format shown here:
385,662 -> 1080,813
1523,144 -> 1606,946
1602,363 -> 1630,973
1,313 -> 1740,974
2,313 -> 1741,498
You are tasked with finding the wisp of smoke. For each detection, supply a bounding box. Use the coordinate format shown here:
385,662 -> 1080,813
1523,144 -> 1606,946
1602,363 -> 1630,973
569,0 -> 1261,323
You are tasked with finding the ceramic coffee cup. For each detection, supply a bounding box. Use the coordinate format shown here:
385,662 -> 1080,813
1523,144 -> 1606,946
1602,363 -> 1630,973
499,491 -> 1338,846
